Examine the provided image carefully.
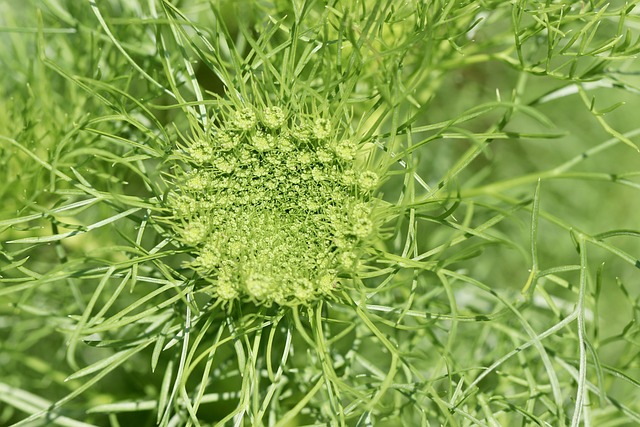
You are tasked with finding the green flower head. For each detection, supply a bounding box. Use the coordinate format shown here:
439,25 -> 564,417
172,105 -> 379,306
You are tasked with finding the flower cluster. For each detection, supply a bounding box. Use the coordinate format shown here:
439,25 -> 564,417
168,106 -> 379,306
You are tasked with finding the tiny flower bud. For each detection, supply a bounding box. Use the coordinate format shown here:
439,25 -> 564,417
262,106 -> 286,129
233,108 -> 257,131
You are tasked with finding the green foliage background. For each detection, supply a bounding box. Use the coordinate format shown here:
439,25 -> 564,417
1,0 -> 640,426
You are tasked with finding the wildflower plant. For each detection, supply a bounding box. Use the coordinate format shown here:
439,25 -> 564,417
1,0 -> 640,426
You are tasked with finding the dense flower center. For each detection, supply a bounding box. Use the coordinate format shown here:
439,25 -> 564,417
169,106 -> 378,306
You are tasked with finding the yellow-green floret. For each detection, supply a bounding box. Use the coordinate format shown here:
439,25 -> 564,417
169,105 -> 378,306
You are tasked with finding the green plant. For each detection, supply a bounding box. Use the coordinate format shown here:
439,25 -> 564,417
1,1 -> 640,426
